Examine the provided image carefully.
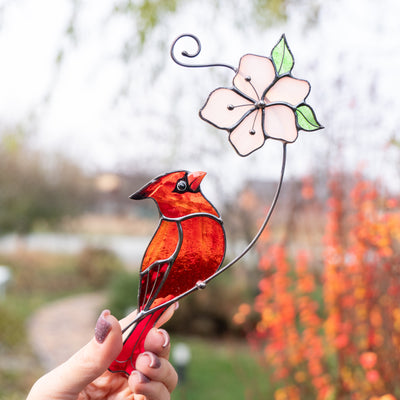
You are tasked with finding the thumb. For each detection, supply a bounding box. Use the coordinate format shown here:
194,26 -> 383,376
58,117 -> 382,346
27,310 -> 122,400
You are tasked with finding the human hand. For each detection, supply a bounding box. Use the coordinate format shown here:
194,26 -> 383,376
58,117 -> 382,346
27,306 -> 178,400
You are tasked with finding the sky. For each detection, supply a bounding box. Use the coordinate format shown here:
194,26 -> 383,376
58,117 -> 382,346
0,0 -> 400,196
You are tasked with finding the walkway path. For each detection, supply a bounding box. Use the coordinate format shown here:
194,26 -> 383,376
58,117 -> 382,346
28,292 -> 106,371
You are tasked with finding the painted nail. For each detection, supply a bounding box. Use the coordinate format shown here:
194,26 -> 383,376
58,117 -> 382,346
95,309 -> 112,344
157,328 -> 170,348
131,370 -> 150,384
141,351 -> 161,369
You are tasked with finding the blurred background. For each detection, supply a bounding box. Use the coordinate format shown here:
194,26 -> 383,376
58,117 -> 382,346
1,0 -> 400,399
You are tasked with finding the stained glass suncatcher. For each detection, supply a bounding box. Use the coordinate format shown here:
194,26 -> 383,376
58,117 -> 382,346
109,34 -> 323,377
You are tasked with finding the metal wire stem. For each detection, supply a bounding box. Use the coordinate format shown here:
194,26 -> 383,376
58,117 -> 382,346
120,142 -> 287,330
205,142 -> 287,283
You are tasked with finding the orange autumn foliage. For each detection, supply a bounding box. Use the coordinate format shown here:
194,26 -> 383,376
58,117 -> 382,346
235,174 -> 400,400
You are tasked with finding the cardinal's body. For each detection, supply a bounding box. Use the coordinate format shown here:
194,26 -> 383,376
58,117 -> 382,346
109,170 -> 226,375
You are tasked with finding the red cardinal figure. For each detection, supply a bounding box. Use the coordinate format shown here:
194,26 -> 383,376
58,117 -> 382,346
109,170 -> 226,375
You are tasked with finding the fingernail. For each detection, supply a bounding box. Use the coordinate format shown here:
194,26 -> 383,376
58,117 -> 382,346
157,328 -> 170,348
95,309 -> 112,344
141,351 -> 161,368
174,301 -> 180,310
131,370 -> 150,384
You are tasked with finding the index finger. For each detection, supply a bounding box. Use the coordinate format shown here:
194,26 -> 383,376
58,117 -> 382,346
119,302 -> 178,331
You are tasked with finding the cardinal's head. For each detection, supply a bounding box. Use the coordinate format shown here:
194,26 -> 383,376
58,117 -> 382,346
130,170 -> 219,218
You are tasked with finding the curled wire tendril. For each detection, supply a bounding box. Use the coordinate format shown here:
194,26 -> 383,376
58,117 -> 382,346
170,33 -> 237,72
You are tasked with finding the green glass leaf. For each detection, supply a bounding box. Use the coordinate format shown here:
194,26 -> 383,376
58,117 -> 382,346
295,104 -> 323,131
271,34 -> 294,76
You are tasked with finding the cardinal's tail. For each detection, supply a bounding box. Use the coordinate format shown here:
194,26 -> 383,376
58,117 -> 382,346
108,306 -> 167,376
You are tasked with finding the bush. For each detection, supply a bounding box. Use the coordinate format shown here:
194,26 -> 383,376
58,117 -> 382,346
165,273 -> 252,338
1,248 -> 124,296
0,302 -> 25,348
77,246 -> 124,289
239,175 -> 400,400
107,270 -> 140,319
3,251 -> 84,296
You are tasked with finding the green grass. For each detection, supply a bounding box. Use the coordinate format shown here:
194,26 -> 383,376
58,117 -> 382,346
0,293 -> 50,400
171,337 -> 274,400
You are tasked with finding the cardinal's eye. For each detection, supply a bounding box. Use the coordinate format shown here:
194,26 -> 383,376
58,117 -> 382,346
176,180 -> 187,192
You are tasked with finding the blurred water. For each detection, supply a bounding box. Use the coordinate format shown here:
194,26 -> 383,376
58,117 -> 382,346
0,233 -> 148,269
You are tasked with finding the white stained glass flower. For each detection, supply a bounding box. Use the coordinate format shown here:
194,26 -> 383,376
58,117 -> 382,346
200,35 -> 323,157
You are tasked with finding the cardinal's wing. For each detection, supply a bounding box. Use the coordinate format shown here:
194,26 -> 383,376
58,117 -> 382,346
138,219 -> 181,311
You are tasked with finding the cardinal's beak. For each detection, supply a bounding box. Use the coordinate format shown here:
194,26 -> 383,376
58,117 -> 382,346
188,171 -> 206,192
129,188 -> 147,200
129,180 -> 154,200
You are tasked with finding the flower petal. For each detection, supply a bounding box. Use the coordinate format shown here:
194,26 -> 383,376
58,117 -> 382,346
200,88 -> 254,129
264,105 -> 298,143
229,110 -> 265,156
233,55 -> 276,101
265,76 -> 310,106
